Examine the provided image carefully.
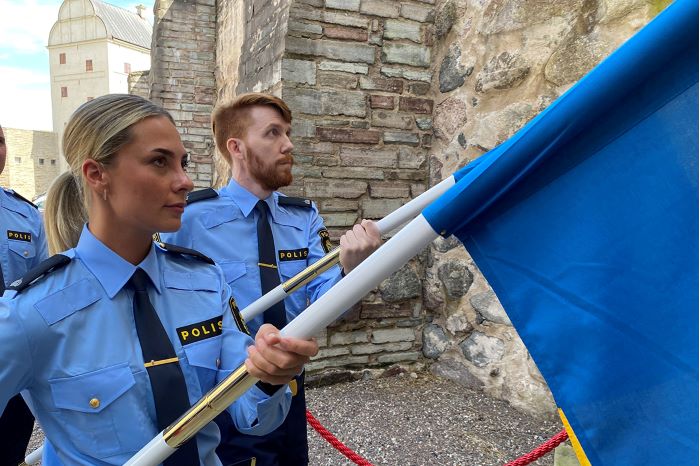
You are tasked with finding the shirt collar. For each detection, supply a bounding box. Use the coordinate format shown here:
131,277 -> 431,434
221,178 -> 277,220
75,225 -> 162,298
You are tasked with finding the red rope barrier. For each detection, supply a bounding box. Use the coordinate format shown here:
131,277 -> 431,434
504,428 -> 569,466
306,409 -> 375,466
306,408 -> 569,466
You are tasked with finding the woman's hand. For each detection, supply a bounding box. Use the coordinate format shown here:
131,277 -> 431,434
245,324 -> 319,385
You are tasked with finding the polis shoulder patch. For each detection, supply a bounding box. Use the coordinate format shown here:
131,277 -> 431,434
278,196 -> 312,209
7,190 -> 38,209
229,296 -> 250,335
9,254 -> 72,293
318,228 -> 333,254
157,242 -> 215,265
187,188 -> 218,204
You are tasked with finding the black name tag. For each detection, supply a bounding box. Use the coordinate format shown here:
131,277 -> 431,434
7,230 -> 31,242
278,248 -> 309,261
177,315 -> 223,345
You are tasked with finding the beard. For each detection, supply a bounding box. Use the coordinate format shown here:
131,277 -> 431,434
247,146 -> 294,191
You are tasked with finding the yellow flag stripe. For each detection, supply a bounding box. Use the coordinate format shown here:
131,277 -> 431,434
558,408 -> 592,466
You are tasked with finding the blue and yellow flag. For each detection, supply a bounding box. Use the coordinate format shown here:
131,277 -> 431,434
424,0 -> 698,464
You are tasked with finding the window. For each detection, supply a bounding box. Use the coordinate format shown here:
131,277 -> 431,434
59,53 -> 66,64
61,86 -> 67,98
86,59 -> 93,72
39,159 -> 45,165
124,62 -> 131,74
50,160 -> 57,166
14,157 -> 21,163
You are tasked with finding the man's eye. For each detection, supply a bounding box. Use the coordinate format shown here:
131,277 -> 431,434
153,157 -> 166,167
182,154 -> 191,169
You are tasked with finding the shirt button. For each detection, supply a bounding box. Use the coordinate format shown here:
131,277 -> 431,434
216,358 -> 221,368
89,398 -> 100,409
23,251 -> 28,257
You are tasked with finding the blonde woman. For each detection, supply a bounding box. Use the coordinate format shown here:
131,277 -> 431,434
0,94 -> 317,465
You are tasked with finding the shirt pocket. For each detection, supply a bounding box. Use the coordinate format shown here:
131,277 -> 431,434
279,261 -> 308,311
8,240 -> 36,262
182,336 -> 222,393
219,261 -> 246,285
49,362 -> 150,458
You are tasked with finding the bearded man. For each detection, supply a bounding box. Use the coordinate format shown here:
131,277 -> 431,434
161,93 -> 381,466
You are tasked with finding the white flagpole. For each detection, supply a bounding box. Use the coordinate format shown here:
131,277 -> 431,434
240,177 -> 455,322
126,214 -> 439,465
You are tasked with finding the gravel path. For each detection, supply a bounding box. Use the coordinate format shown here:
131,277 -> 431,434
26,372 -> 563,465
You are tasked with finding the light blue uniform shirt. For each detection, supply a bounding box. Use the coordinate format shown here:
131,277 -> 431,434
161,179 -> 342,334
0,226 -> 291,465
0,188 -> 48,287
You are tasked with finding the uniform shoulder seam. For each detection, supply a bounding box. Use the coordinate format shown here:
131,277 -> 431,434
157,242 -> 215,265
8,254 -> 72,293
186,188 -> 218,205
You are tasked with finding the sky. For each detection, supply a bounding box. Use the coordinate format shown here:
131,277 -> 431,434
0,0 -> 154,131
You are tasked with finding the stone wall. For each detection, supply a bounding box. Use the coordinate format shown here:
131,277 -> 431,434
423,0 -> 663,415
150,0 -> 218,188
1,128 -> 60,200
148,0 -> 665,416
128,70 -> 151,99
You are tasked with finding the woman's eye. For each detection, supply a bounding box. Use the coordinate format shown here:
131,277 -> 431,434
153,157 -> 166,168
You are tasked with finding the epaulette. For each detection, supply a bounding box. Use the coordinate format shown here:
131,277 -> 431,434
186,188 -> 218,205
157,242 -> 215,265
8,254 -> 72,293
278,196 -> 312,209
5,189 -> 38,209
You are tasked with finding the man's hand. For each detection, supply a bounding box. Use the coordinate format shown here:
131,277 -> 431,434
339,219 -> 382,274
245,324 -> 319,385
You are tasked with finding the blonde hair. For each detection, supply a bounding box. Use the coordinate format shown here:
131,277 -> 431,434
211,92 -> 292,165
45,94 -> 173,254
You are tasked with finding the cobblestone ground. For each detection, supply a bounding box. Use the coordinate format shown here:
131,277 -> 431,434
26,373 -> 564,465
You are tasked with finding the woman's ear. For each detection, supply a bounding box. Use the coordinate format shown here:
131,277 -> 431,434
82,159 -> 108,198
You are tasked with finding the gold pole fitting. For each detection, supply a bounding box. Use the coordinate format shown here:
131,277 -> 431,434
282,248 -> 341,294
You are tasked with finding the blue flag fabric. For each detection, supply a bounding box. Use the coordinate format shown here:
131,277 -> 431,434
423,1 -> 698,464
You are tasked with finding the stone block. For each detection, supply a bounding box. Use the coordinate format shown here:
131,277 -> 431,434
318,72 -> 359,89
286,36 -> 375,63
383,19 -> 422,43
321,199 -> 359,211
362,198 -> 406,219
476,51 -> 530,93
360,303 -> 413,319
322,167 -> 385,179
330,330 -> 369,345
398,147 -> 426,169
379,263 -> 422,301
282,59 -> 316,85
322,11 -> 370,28
381,43 -> 431,67
433,97 -> 467,140
370,95 -> 395,109
438,260 -> 473,298
323,212 -> 360,227
371,111 -> 414,130
319,61 -> 369,74
422,324 -> 450,358
439,45 -> 472,92
384,131 -> 420,145
415,117 -> 432,130
292,118 -> 316,138
470,290 -> 511,325
371,328 -> 416,343
294,141 -> 335,154
377,351 -> 421,364
359,76 -> 404,93
317,127 -> 382,144
326,0 -> 360,11
353,341 -> 414,355
315,347 -> 351,358
460,332 -> 505,367
288,20 -> 323,35
399,96 -> 433,114
380,66 -> 432,82
400,2 -> 434,22
324,25 -> 369,41
360,0 -> 400,17
283,88 -> 367,117
434,0 -> 456,39
305,179 -> 368,198
340,147 -> 398,168
369,181 -> 410,198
